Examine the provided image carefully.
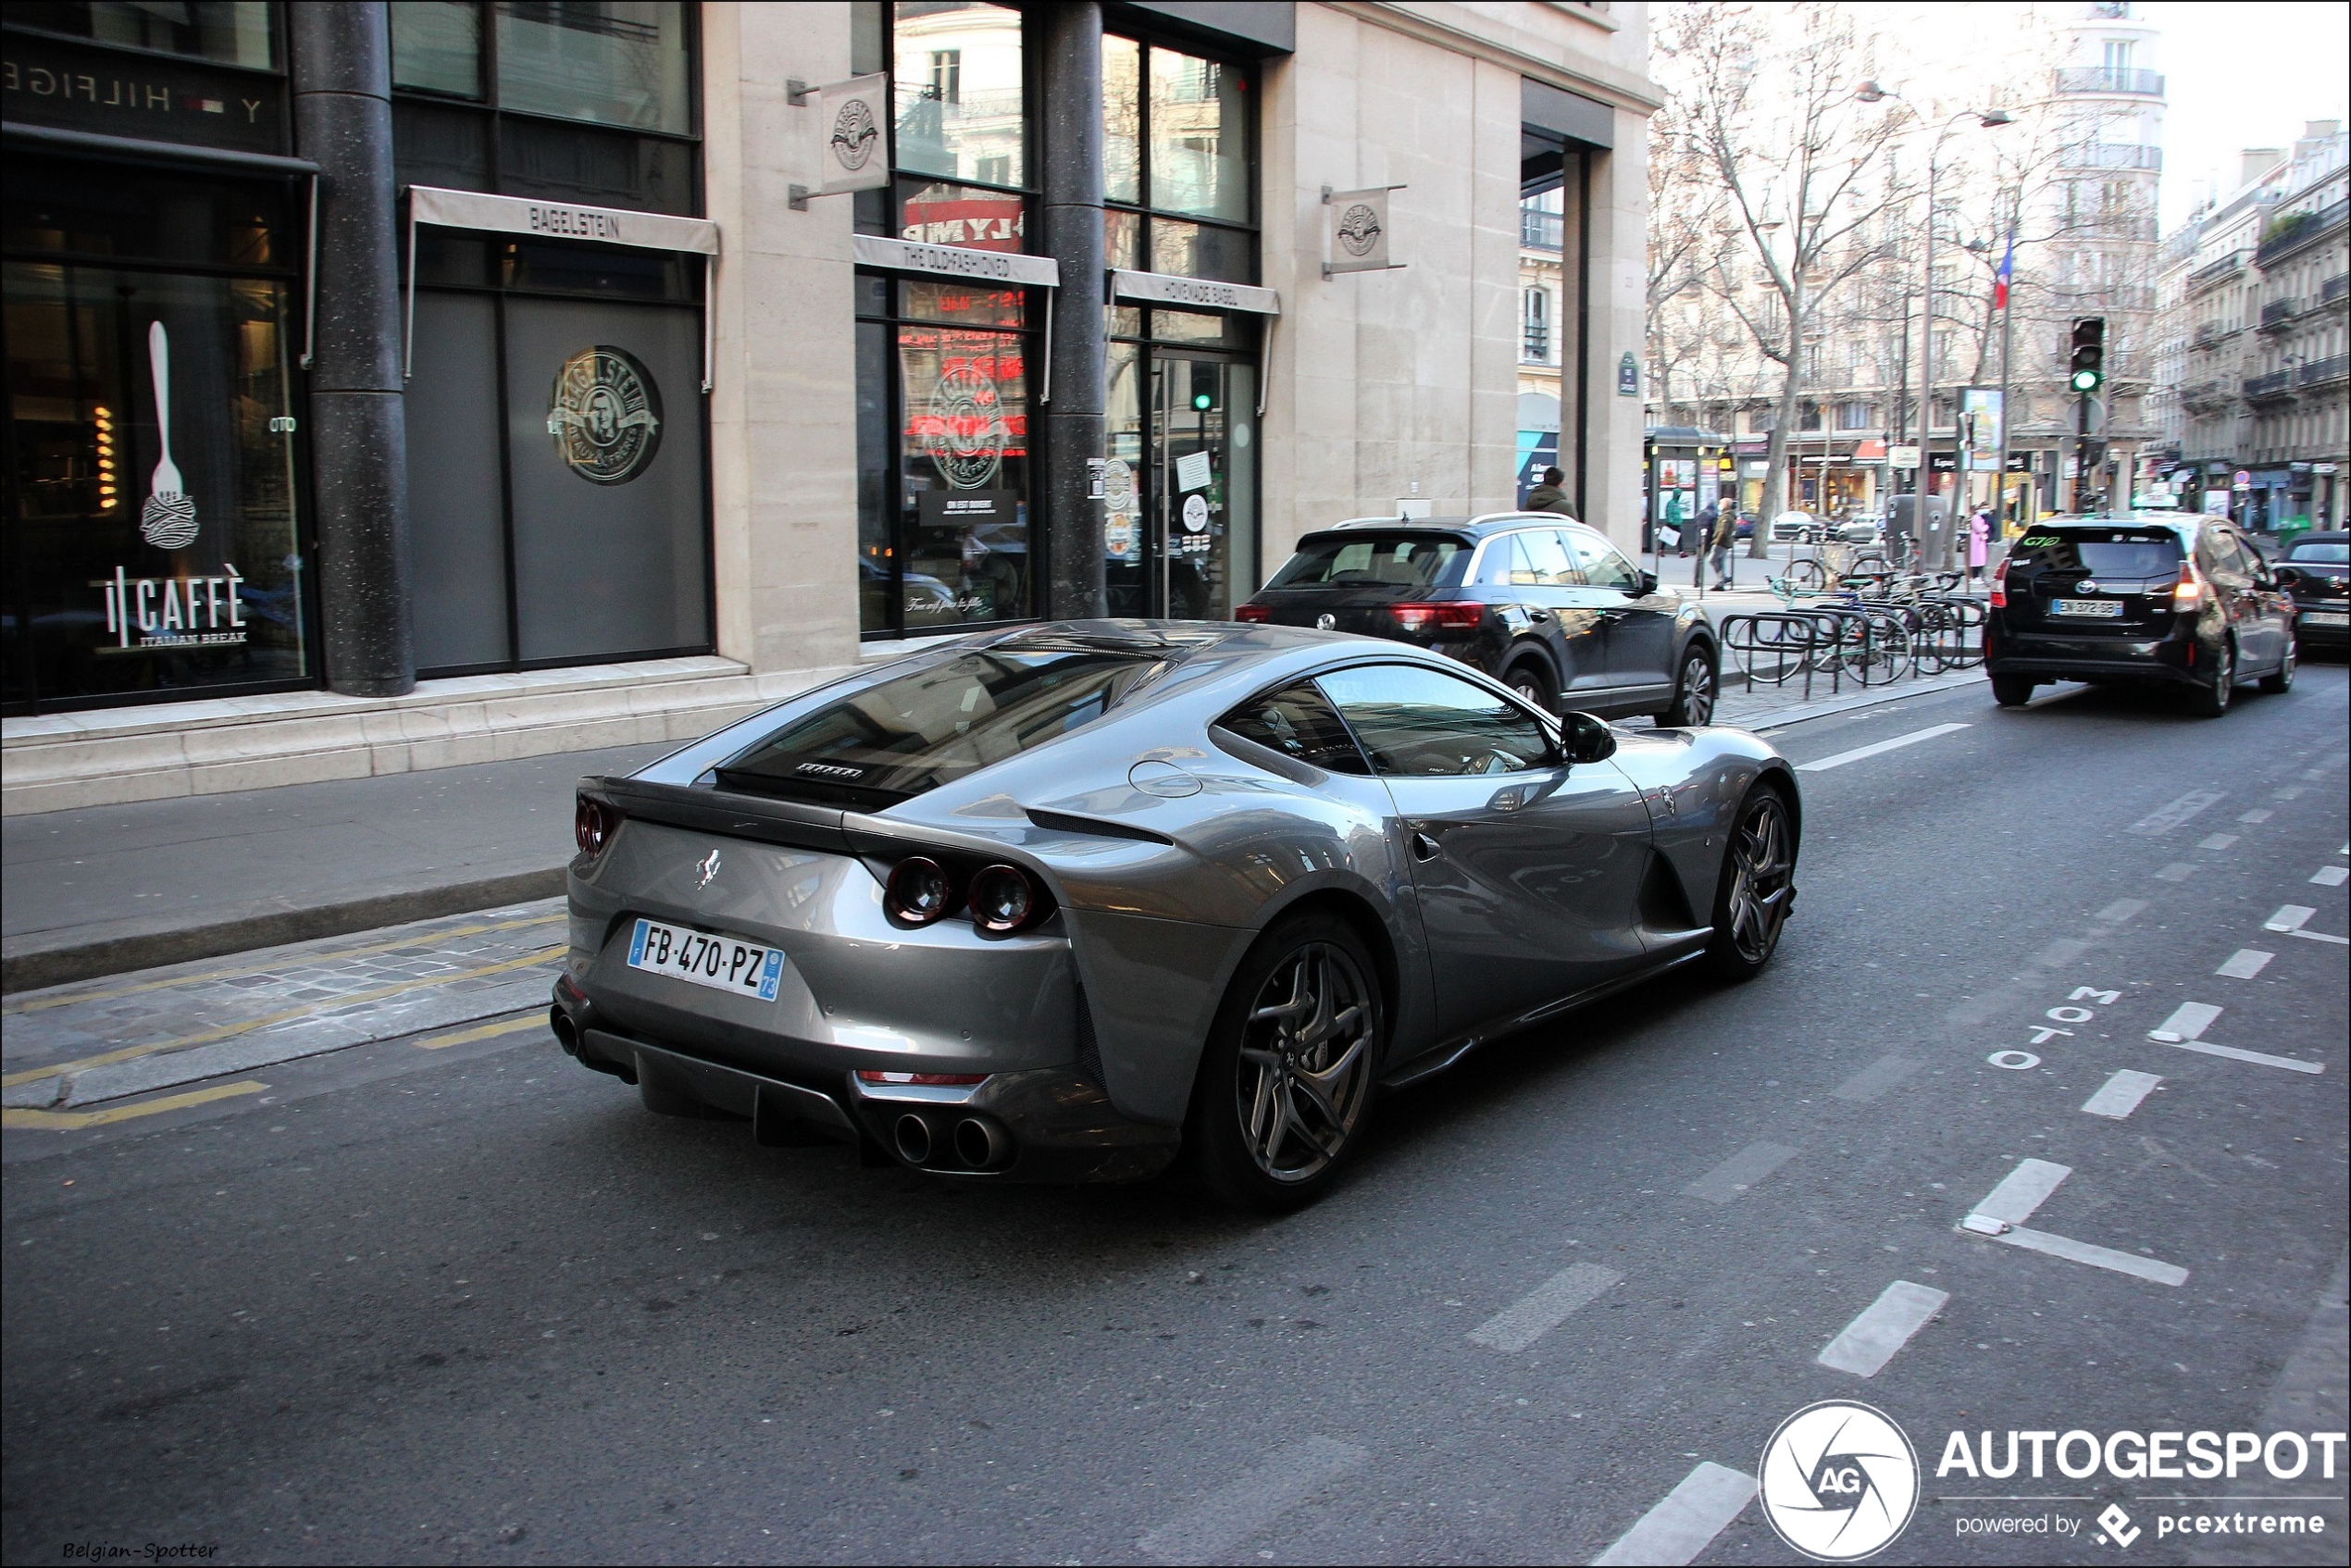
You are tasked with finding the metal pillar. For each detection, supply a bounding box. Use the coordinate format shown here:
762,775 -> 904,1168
292,1 -> 413,696
1037,2 -> 1107,621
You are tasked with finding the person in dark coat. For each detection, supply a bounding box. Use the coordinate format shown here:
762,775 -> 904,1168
1524,467 -> 1575,517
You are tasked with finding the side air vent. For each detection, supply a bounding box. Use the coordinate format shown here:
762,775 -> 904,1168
1074,977 -> 1106,1087
1638,850 -> 1701,932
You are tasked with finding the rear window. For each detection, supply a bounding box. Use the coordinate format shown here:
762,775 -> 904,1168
2286,540 -> 2349,564
1267,534 -> 1464,590
2009,529 -> 2183,578
716,645 -> 1163,805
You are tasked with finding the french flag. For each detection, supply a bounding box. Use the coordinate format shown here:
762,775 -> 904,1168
1993,230 -> 2015,310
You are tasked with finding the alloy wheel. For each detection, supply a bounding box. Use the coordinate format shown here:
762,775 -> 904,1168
1236,942 -> 1375,1183
1723,791 -> 1795,965
2214,645 -> 2233,711
1679,653 -> 1717,725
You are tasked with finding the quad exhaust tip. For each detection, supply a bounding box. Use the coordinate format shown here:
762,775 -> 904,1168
894,1113 -> 934,1166
889,1110 -> 1014,1172
549,1005 -> 579,1054
954,1116 -> 1011,1170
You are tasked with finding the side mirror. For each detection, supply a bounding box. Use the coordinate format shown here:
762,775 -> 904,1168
1638,570 -> 1660,596
1560,711 -> 1617,765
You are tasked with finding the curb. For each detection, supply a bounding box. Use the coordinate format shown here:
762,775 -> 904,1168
1738,670 -> 1989,734
1,867 -> 567,997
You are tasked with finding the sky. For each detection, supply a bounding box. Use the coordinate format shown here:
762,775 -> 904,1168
2146,0 -> 2350,227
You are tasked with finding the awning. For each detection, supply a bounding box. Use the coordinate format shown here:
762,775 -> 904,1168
852,233 -> 1059,287
404,185 -> 722,391
1110,268 -> 1280,316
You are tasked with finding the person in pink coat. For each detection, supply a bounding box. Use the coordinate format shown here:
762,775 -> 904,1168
1967,507 -> 1991,582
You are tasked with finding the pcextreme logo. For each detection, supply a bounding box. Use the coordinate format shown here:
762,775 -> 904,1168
1760,1400 -> 1921,1562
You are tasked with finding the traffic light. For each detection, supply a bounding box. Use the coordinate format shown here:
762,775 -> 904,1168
1190,363 -> 1216,412
2069,317 -> 2105,394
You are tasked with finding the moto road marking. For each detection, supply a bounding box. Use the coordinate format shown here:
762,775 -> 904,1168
1961,1161 -> 2191,1286
2314,865 -> 2349,886
1816,1280 -> 1950,1377
1592,1462 -> 1757,1567
1136,1436 -> 1367,1565
2156,1038 -> 2324,1074
2216,950 -> 2274,978
2082,1070 -> 2163,1119
1993,1227 -> 2189,1287
1468,1263 -> 1623,1353
2151,1002 -> 2222,1040
1,1080 -> 267,1131
1833,1054 -> 1920,1102
1795,723 -> 1970,773
1968,1159 -> 2071,1228
2129,790 -> 2226,836
1683,1141 -> 1800,1202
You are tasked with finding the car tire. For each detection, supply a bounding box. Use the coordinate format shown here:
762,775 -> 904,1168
2185,641 -> 2234,717
1991,675 -> 2036,707
1504,659 -> 1558,715
1704,781 -> 1797,982
2258,640 -> 2296,694
1184,912 -> 1383,1213
1661,644 -> 1719,726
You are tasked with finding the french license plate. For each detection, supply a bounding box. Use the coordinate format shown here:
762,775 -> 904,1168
2052,598 -> 2123,618
2307,611 -> 2349,627
626,917 -> 785,1001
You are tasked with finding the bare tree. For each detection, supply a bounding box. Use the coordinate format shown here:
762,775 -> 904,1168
1645,102 -> 1723,428
1658,3 -> 1912,551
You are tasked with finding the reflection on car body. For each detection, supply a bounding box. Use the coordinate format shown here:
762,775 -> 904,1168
555,621 -> 1801,1209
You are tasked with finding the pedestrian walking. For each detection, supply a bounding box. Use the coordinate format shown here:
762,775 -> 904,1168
1708,502 -> 1736,590
1967,506 -> 1991,584
1524,467 -> 1575,517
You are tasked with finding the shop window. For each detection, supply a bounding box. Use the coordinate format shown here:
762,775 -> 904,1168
391,1 -> 482,97
494,1 -> 690,134
855,276 -> 1034,639
5,162 -> 310,712
1101,31 -> 1255,282
9,0 -> 277,68
891,3 -> 1023,189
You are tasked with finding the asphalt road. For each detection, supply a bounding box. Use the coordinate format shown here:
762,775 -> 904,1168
5,666 -> 2346,1567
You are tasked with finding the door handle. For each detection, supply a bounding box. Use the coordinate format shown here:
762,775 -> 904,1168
1410,830 -> 1442,862
1530,609 -> 1552,623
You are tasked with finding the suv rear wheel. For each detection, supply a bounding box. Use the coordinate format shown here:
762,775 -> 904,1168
1661,644 -> 1718,726
1991,675 -> 2036,707
2185,641 -> 2233,717
1504,660 -> 1557,715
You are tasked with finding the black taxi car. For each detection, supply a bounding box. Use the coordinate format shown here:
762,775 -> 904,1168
1984,514 -> 2297,716
1236,514 -> 1721,725
2273,530 -> 2348,651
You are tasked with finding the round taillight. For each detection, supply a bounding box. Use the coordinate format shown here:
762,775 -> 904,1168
967,864 -> 1037,932
575,796 -> 615,856
885,857 -> 954,924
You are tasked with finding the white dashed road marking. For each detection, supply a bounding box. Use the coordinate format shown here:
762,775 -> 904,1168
2146,1001 -> 2322,1072
2312,865 -> 2348,887
1961,1160 -> 2190,1287
1137,1437 -> 1367,1564
1817,1280 -> 1950,1377
2198,833 -> 2240,851
2266,905 -> 2316,931
1684,1141 -> 1801,1202
1795,723 -> 1970,773
2216,949 -> 2274,978
2096,899 -> 2148,923
1834,1054 -> 1920,1102
2082,1069 -> 2163,1119
2155,863 -> 2198,881
1468,1263 -> 1623,1353
2239,809 -> 2273,824
2150,1002 -> 2222,1040
2130,789 -> 2226,835
1592,1462 -> 1757,1567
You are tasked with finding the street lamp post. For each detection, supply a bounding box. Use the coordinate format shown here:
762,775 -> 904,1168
1855,83 -> 2012,567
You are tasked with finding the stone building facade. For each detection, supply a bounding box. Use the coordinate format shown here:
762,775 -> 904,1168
2,0 -> 1659,813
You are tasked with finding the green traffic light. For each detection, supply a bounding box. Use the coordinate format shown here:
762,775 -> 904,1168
1193,392 -> 1213,411
2071,369 -> 2101,392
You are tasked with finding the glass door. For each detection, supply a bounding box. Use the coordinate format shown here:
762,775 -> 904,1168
1134,352 -> 1254,619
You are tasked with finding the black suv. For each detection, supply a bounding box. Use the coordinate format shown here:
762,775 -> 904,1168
1237,514 -> 1720,724
1985,514 -> 2297,716
2273,530 -> 2348,651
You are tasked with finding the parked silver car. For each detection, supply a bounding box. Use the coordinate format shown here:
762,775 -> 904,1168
554,621 -> 1801,1209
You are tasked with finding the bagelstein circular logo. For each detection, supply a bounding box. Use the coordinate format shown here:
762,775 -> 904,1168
549,346 -> 663,485
1336,201 -> 1382,257
830,97 -> 879,170
1759,1400 -> 1919,1562
924,362 -> 1005,490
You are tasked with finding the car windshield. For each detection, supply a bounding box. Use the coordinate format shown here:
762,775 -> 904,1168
2009,529 -> 2183,578
716,645 -> 1163,805
2285,541 -> 2349,564
1268,534 -> 1464,589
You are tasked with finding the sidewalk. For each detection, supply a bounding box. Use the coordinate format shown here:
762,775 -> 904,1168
2,631 -> 1987,993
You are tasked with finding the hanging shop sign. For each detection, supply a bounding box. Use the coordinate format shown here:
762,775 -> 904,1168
1888,444 -> 1922,469
1110,269 -> 1280,316
1321,185 -> 1403,277
816,71 -> 889,194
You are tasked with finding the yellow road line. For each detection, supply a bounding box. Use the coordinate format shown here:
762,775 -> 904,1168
3,1079 -> 268,1131
0,947 -> 563,1090
3,911 -> 565,1016
417,1013 -> 548,1051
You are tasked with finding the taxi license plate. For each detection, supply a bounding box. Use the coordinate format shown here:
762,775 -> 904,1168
2307,611 -> 2349,627
2052,598 -> 2123,617
626,917 -> 784,1002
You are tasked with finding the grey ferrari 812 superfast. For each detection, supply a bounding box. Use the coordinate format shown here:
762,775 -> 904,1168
554,620 -> 1799,1210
